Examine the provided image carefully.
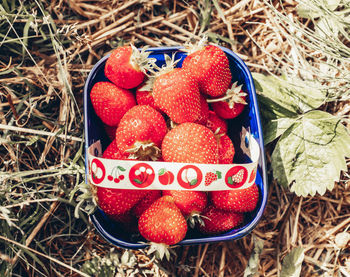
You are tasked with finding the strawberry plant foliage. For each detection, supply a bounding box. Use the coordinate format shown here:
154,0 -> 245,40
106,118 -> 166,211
280,247 -> 305,277
254,73 -> 350,196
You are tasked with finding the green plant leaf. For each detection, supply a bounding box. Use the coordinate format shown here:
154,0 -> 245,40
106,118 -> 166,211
280,247 -> 305,277
216,171 -> 222,179
254,73 -> 326,114
244,236 -> 264,277
254,73 -> 328,144
227,176 -> 233,185
190,179 -> 198,186
117,166 -> 126,172
271,110 -> 350,196
263,117 -> 298,145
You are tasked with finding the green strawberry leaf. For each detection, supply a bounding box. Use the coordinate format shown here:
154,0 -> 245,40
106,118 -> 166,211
272,110 -> 350,196
227,176 -> 233,185
280,247 -> 304,277
117,166 -> 126,171
190,179 -> 198,186
158,168 -> 166,176
254,73 -> 328,144
133,179 -> 143,185
263,117 -> 298,145
216,171 -> 222,179
243,236 -> 264,277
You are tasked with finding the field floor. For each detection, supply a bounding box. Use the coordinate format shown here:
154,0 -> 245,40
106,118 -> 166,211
0,0 -> 349,276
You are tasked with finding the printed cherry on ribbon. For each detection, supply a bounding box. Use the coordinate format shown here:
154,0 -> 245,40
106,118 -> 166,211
129,163 -> 155,188
107,166 -> 126,183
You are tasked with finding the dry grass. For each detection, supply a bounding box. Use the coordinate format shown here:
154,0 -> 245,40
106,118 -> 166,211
0,0 -> 349,276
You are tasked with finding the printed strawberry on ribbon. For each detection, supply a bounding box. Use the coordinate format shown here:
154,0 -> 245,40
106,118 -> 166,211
87,129 -> 260,191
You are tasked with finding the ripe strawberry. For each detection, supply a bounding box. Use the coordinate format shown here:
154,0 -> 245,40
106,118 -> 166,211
102,139 -> 130,160
199,205 -> 244,234
195,94 -> 210,125
96,187 -> 149,216
135,77 -> 161,112
162,122 -> 219,164
133,190 -> 162,218
138,195 -> 187,245
162,190 -> 207,217
217,134 -> 235,164
105,45 -> 155,89
182,44 -> 231,97
109,212 -> 138,233
103,124 -> 118,141
205,172 -> 218,186
209,82 -> 248,119
210,183 -> 259,213
116,105 -> 167,160
205,111 -> 228,134
90,81 -> 136,126
108,212 -> 134,223
153,67 -> 201,123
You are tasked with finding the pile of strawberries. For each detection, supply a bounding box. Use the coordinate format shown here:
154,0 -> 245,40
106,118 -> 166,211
89,42 -> 259,247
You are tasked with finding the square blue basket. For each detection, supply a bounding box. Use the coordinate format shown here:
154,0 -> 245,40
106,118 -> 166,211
84,46 -> 268,249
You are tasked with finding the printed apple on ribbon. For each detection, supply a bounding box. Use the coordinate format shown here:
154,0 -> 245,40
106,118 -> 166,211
158,168 -> 175,185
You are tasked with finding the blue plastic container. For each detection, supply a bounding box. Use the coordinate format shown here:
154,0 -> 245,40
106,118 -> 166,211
84,46 -> 268,249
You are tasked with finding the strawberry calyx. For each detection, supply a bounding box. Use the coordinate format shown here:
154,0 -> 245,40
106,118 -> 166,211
207,82 -> 247,109
153,53 -> 181,77
130,44 -> 157,75
125,141 -> 161,161
147,242 -> 175,261
182,35 -> 208,55
138,76 -> 155,92
187,212 -> 205,229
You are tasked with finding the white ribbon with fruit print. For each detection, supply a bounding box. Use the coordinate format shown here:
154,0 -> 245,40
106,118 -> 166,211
88,128 -> 260,191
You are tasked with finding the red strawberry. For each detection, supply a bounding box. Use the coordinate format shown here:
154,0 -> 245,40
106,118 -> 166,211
182,44 -> 231,97
195,94 -> 210,125
210,183 -> 259,213
205,172 -> 218,186
108,212 -> 134,223
162,123 -> 219,164
116,105 -> 167,160
102,139 -> 130,160
96,187 -> 149,216
135,77 -> 161,112
90,82 -> 136,126
105,45 -> 155,89
138,195 -> 187,245
153,67 -> 201,123
108,212 -> 138,232
205,111 -> 228,134
199,205 -> 244,234
133,190 -> 162,218
162,190 -> 207,217
209,83 -> 247,119
217,134 -> 235,164
103,124 -> 118,141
